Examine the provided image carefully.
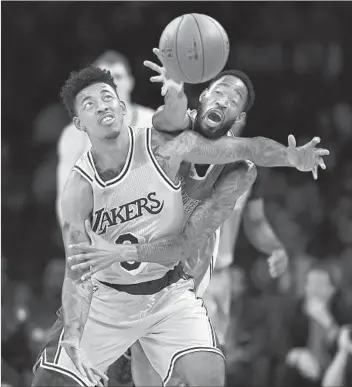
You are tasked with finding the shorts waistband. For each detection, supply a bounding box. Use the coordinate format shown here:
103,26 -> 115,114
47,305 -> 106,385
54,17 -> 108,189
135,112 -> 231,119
98,263 -> 189,295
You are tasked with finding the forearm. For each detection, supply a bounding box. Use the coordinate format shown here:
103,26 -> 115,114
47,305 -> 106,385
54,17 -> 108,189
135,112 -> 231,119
322,350 -> 348,387
152,85 -> 190,132
183,131 -> 294,167
217,190 -> 251,261
61,270 -> 93,344
243,198 -> 284,255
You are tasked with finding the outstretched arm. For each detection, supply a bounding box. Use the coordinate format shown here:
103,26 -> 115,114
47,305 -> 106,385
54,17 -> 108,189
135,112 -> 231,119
69,162 -> 257,278
145,48 -> 190,132
160,130 -> 328,179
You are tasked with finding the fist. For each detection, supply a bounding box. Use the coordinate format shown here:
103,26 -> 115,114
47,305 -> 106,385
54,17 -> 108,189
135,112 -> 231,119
267,248 -> 289,278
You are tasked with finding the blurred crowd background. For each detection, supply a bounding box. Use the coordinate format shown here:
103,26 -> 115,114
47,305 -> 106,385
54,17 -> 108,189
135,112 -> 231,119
2,2 -> 352,386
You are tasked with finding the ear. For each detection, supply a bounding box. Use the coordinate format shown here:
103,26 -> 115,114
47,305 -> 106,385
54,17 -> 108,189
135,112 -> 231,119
128,75 -> 135,93
236,112 -> 246,123
120,101 -> 127,116
199,89 -> 208,102
73,117 -> 85,132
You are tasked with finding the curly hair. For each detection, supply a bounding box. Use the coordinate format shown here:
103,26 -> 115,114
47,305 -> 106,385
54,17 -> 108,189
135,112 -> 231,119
209,69 -> 255,112
60,66 -> 118,118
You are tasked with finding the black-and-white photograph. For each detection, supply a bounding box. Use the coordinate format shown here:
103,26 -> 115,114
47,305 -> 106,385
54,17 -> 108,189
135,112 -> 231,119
2,2 -> 352,387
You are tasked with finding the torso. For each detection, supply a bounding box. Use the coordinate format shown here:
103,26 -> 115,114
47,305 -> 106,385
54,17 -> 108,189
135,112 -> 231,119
73,126 -> 184,285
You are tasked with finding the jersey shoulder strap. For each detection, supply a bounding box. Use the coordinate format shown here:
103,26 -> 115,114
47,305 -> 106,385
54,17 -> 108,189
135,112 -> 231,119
72,151 -> 95,184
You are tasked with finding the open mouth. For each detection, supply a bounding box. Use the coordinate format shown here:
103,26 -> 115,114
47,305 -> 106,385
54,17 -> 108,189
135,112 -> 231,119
99,113 -> 115,125
206,109 -> 224,124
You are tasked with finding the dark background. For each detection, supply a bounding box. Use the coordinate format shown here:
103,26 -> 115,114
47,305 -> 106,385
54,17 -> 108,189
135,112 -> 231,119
2,2 -> 352,386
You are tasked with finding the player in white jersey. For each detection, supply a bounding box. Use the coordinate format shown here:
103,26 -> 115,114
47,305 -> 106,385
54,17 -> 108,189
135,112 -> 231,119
66,62 -> 329,386
32,65 -> 328,387
56,50 -> 155,224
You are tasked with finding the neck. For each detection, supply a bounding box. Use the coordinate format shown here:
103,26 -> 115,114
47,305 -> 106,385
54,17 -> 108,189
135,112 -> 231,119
90,124 -> 130,171
124,100 -> 136,125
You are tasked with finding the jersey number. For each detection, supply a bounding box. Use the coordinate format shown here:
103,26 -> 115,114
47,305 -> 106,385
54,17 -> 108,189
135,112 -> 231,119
115,233 -> 142,273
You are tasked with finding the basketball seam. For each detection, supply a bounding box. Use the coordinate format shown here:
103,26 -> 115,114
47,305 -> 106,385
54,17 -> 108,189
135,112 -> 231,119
175,15 -> 191,83
207,17 -> 226,71
191,14 -> 205,83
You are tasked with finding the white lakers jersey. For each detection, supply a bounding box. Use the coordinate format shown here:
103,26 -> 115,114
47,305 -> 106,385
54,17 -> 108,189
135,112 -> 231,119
73,126 -> 184,285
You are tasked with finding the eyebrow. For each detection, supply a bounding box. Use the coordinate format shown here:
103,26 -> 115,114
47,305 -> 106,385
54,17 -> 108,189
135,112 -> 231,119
80,89 -> 113,105
100,88 -> 113,94
217,83 -> 243,99
80,96 -> 92,105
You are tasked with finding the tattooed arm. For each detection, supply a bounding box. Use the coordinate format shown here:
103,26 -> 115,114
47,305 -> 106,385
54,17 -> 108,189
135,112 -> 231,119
60,171 -> 94,347
136,162 -> 257,263
144,48 -> 190,132
69,162 -> 257,278
152,85 -> 190,133
149,130 -> 328,189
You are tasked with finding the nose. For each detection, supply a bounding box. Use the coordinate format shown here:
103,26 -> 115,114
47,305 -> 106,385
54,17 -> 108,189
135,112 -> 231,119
97,102 -> 109,114
216,99 -> 228,109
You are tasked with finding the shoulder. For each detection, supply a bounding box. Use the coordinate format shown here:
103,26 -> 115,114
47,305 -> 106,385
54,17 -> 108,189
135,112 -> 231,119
135,104 -> 155,126
136,104 -> 155,116
58,123 -> 88,156
61,170 -> 93,221
150,128 -> 197,156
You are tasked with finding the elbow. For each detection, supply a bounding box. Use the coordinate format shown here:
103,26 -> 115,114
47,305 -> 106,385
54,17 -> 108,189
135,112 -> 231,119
247,162 -> 258,186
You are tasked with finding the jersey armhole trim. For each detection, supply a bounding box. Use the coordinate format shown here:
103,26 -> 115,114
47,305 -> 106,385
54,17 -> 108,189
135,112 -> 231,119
146,128 -> 181,191
72,166 -> 93,183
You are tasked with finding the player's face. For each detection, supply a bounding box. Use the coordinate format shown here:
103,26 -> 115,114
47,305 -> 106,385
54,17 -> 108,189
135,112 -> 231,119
73,83 -> 126,140
195,75 -> 248,139
100,62 -> 134,102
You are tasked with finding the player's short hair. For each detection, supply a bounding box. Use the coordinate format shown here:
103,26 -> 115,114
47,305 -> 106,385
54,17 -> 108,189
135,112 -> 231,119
60,66 -> 118,118
210,69 -> 255,112
94,50 -> 132,75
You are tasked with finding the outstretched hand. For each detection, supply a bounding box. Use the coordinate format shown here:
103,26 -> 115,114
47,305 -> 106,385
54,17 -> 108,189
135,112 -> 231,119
143,48 -> 184,96
68,220 -> 136,281
287,135 -> 329,179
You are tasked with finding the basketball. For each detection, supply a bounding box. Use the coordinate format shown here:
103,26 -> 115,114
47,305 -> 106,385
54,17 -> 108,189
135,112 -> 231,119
159,14 -> 230,84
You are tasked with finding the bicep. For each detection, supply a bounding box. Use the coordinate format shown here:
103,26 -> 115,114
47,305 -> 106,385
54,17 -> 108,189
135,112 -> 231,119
179,131 -> 252,165
60,172 -> 93,257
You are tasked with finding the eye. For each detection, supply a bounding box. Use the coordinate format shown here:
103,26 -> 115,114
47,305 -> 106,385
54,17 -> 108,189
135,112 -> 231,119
103,95 -> 113,101
83,101 -> 93,110
214,90 -> 222,95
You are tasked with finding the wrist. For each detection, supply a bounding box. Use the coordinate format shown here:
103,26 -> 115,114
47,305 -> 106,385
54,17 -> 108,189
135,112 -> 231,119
164,79 -> 184,98
61,336 -> 79,348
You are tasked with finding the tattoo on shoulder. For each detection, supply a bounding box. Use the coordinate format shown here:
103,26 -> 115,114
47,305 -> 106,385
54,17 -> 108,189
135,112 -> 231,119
150,131 -> 179,184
